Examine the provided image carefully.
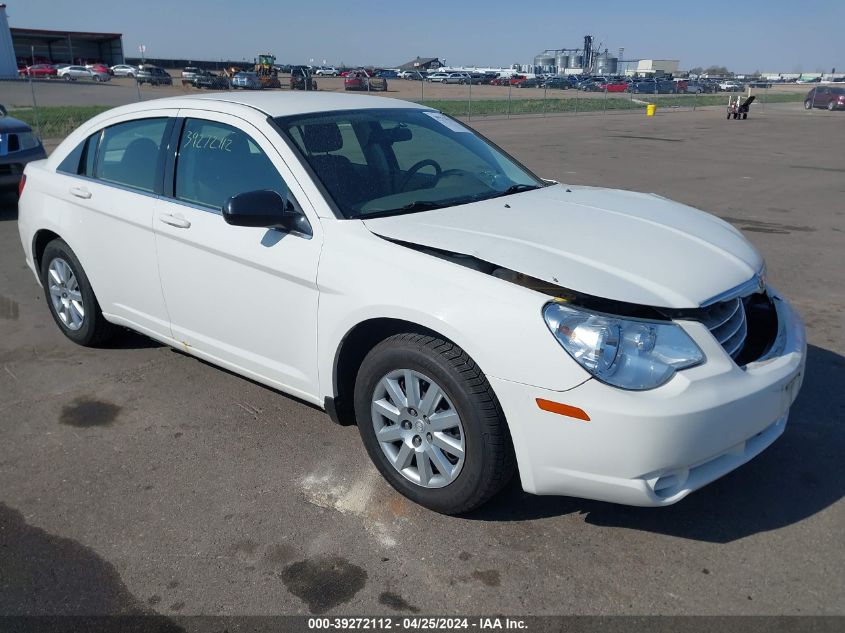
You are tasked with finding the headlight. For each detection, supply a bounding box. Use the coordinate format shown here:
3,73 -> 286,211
543,302 -> 704,390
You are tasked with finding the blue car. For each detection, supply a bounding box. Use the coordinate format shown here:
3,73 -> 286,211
0,105 -> 47,193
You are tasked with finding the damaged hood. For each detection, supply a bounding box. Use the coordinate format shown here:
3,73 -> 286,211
362,184 -> 762,309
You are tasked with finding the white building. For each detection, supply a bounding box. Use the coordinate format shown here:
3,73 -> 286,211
630,59 -> 680,76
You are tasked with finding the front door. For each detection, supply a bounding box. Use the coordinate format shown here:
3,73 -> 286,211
153,111 -> 322,401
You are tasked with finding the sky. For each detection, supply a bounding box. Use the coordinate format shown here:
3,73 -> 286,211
4,0 -> 843,73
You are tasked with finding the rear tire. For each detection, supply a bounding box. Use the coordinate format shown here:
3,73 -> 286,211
354,333 -> 515,515
40,239 -> 118,347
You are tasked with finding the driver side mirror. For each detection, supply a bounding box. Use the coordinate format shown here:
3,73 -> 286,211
223,189 -> 312,237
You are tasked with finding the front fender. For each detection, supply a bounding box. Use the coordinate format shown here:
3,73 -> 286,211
316,221 -> 589,401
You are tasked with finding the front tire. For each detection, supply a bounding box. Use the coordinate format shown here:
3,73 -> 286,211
804,100 -> 812,110
354,333 -> 515,515
828,101 -> 835,111
40,239 -> 118,347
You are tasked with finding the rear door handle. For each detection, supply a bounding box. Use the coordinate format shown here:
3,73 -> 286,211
158,213 -> 191,229
69,186 -> 91,199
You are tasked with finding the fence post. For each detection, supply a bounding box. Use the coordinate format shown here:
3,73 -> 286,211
420,77 -> 424,104
543,81 -> 547,117
135,74 -> 142,101
468,78 -> 472,120
574,88 -> 578,115
28,75 -> 43,140
507,83 -> 512,119
603,86 -> 608,113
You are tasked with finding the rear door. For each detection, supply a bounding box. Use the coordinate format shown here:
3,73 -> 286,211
52,111 -> 175,336
152,111 -> 323,400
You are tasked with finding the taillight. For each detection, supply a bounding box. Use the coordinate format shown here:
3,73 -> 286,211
18,174 -> 26,197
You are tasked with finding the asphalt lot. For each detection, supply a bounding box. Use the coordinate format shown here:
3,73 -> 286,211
0,105 -> 843,618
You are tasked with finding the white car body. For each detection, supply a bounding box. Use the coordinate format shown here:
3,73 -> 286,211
111,64 -> 137,77
314,67 -> 339,76
58,65 -> 95,80
719,81 -> 743,91
17,93 -> 805,509
426,72 -> 468,84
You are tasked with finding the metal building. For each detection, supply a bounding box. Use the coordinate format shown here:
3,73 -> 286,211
10,26 -> 124,66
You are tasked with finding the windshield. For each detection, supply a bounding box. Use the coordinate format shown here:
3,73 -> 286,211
274,108 -> 543,218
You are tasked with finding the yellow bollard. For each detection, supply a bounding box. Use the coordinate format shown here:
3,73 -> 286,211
646,104 -> 656,117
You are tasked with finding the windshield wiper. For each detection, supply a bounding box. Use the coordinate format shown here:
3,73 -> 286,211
362,200 -> 450,219
497,184 -> 542,196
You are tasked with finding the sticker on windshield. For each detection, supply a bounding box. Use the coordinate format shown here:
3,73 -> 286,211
424,111 -> 470,133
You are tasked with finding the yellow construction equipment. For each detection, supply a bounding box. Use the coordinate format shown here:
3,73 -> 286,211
254,53 -> 281,89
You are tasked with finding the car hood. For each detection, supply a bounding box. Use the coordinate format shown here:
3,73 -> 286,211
361,184 -> 762,309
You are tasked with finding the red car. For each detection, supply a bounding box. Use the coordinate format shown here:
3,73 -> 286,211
344,70 -> 387,92
804,86 -> 845,111
508,75 -> 527,85
23,64 -> 57,78
594,80 -> 627,92
86,63 -> 113,76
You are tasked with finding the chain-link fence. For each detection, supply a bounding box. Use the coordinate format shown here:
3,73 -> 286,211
1,69 -> 809,145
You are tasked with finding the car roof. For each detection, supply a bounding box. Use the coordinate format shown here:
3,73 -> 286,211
0,114 -> 33,133
86,92 -> 428,119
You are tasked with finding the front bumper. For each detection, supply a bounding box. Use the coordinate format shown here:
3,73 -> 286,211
491,293 -> 806,506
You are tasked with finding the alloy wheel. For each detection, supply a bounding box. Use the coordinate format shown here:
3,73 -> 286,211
47,257 -> 85,331
371,369 -> 465,488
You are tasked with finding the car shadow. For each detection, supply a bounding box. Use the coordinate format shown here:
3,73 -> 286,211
466,343 -> 844,543
0,502 -> 182,628
0,191 -> 19,220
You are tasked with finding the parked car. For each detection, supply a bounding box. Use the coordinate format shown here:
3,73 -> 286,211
747,80 -> 772,88
192,70 -> 230,90
719,80 -> 743,92
598,79 -> 628,92
0,104 -> 47,194
375,69 -> 398,79
398,70 -> 425,80
57,65 -> 95,81
290,66 -> 317,91
16,93 -> 806,514
683,81 -> 706,94
231,71 -> 263,90
312,66 -> 338,77
86,63 -> 113,76
804,86 -> 845,111
136,66 -> 173,86
110,64 -> 138,77
542,76 -> 570,89
796,77 -> 821,84
344,70 -> 387,91
22,64 -> 57,78
181,67 -> 202,84
426,72 -> 454,83
514,77 -> 544,88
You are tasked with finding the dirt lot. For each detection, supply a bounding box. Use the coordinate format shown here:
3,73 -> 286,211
0,105 -> 843,619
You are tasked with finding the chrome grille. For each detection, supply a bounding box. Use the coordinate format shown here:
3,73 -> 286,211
699,297 -> 748,360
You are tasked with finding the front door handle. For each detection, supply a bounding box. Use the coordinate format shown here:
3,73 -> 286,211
69,186 -> 91,199
158,213 -> 191,229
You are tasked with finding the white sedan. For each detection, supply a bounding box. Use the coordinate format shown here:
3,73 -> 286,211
17,93 -> 805,514
111,64 -> 138,77
57,65 -> 109,82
